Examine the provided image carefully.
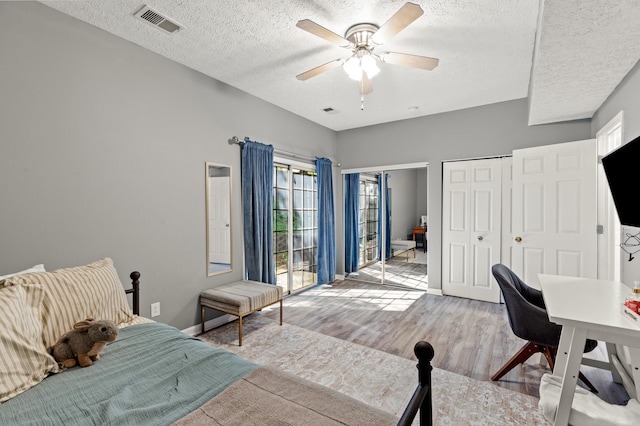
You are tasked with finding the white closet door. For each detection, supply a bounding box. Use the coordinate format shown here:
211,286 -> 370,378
501,157 -> 513,268
511,139 -> 597,288
442,158 -> 503,303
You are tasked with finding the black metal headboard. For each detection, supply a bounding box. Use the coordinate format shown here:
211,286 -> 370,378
125,271 -> 140,315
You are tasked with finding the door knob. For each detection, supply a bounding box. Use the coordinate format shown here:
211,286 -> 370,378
477,236 -> 483,241
515,236 -> 522,243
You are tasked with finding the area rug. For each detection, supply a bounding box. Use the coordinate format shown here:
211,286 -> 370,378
200,315 -> 547,425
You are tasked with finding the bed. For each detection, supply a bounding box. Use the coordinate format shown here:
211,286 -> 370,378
0,258 -> 433,425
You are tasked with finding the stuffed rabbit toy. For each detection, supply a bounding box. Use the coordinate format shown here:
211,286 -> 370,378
50,318 -> 118,368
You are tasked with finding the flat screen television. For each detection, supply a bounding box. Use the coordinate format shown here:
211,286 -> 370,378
602,134 -> 640,228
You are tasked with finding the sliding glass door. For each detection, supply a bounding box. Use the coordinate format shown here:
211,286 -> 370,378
273,163 -> 318,293
343,163 -> 429,289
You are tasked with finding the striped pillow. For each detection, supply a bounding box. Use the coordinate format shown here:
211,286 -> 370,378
0,284 -> 59,403
3,258 -> 134,348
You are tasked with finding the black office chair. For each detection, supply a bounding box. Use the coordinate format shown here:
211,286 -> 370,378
491,264 -> 598,393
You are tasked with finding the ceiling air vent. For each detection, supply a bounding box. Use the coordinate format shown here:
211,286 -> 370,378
134,5 -> 182,34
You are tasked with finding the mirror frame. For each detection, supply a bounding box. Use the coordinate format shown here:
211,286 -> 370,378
205,162 -> 232,276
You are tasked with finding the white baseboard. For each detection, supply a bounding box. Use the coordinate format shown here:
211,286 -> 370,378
334,274 -> 345,281
181,313 -> 237,337
427,288 -> 443,296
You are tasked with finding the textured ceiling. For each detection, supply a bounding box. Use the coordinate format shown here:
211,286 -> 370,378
528,1 -> 640,125
38,1 -> 640,131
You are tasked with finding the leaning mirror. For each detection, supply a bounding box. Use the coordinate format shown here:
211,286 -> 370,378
206,162 -> 232,276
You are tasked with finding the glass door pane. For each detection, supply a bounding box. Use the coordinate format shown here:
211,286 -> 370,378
273,164 -> 318,294
291,169 -> 317,291
359,179 -> 379,267
273,166 -> 289,289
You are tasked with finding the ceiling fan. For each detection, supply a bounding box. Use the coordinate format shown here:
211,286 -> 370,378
295,2 -> 439,108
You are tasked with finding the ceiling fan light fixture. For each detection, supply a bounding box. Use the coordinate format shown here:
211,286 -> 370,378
343,51 -> 379,81
343,55 -> 363,80
361,54 -> 380,78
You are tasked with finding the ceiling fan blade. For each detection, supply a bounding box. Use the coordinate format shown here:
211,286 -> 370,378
359,74 -> 373,95
296,58 -> 343,81
296,19 -> 352,48
381,52 -> 439,70
371,2 -> 424,45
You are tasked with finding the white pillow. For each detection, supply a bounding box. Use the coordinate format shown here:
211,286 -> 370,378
0,264 -> 46,281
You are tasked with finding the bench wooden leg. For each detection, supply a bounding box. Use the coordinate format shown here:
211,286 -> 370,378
280,299 -> 283,325
238,314 -> 243,346
201,306 -> 205,334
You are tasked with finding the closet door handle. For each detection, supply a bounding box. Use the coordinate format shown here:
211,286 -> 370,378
477,236 -> 483,241
515,236 -> 522,243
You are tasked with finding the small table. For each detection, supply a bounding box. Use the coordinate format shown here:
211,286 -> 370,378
538,274 -> 640,426
412,226 -> 427,252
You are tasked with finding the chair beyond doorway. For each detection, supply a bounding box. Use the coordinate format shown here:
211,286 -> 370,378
490,264 -> 598,393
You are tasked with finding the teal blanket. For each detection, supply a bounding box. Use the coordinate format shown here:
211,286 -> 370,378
0,322 -> 258,425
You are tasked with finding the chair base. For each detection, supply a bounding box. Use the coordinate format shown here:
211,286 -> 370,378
491,341 -> 597,393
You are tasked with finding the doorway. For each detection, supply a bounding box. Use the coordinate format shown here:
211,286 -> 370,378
342,163 -> 428,290
596,111 -> 623,282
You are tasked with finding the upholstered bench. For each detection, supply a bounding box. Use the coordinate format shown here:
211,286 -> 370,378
390,240 -> 416,260
200,280 -> 283,346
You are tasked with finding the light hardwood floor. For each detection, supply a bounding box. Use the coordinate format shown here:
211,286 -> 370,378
261,278 -> 630,405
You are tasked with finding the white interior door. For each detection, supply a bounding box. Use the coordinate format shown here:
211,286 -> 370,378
442,158 -> 503,302
501,157 -> 513,268
511,140 -> 597,288
208,176 -> 231,264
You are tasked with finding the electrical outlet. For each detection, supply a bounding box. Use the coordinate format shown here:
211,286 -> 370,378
151,302 -> 160,317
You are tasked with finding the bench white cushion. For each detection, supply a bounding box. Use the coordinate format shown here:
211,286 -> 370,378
390,240 -> 416,250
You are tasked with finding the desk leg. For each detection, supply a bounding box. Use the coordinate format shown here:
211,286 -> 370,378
554,326 -> 588,426
553,326 -> 572,377
629,347 -> 640,400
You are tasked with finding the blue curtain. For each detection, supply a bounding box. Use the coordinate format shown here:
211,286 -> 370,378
377,173 -> 391,260
241,139 -> 276,284
316,158 -> 335,284
344,173 -> 360,274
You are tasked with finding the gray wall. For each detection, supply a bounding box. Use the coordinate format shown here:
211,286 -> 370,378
336,99 -> 592,290
592,59 -> 640,284
415,167 -> 428,226
386,169 -> 418,241
0,2 -> 338,330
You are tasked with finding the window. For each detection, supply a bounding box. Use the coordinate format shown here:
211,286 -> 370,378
273,164 -> 318,293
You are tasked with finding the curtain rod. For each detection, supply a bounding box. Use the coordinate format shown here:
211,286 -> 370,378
228,136 -> 341,167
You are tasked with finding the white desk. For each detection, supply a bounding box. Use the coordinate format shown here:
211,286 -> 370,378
538,274 -> 640,426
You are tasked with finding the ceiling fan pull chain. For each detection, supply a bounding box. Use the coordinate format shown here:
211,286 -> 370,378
360,94 -> 365,110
